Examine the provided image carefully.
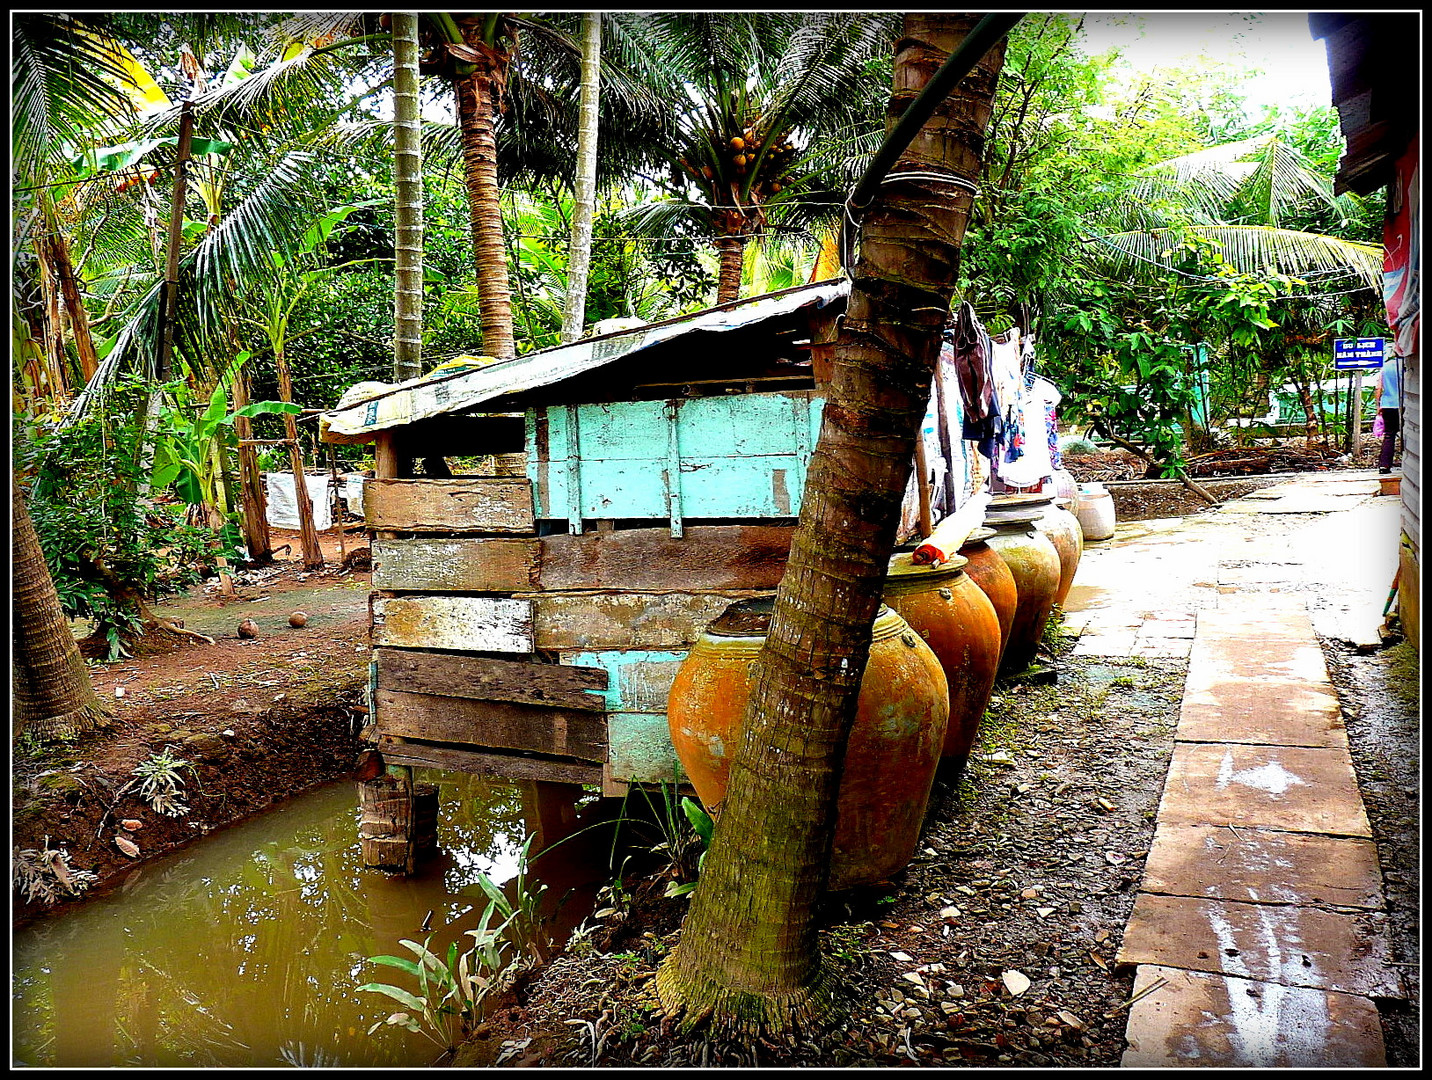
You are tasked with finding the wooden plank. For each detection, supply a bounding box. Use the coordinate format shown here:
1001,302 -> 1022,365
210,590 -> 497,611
364,477 -> 535,533
538,525 -> 794,591
527,590 -> 768,651
372,595 -> 534,653
376,688 -> 607,761
375,648 -> 607,710
377,734 -> 604,784
372,537 -> 540,592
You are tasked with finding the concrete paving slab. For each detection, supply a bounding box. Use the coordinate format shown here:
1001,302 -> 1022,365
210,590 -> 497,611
1132,638 -> 1193,659
1185,634 -> 1330,682
1157,744 -> 1372,837
1140,824 -> 1384,909
1121,964 -> 1387,1067
1117,894 -> 1402,998
1070,634 -> 1139,658
1177,681 -> 1347,747
1195,607 -> 1315,639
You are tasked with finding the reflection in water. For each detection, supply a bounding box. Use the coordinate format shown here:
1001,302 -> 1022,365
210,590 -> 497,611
12,773 -> 610,1068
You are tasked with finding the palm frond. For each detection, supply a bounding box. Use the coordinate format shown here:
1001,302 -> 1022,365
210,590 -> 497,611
12,14 -> 141,183
1088,226 -> 1382,291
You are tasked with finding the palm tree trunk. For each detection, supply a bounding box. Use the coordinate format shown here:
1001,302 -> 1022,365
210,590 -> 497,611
560,11 -> 602,344
392,13 -> 425,380
454,62 -> 516,359
12,486 -> 111,740
36,196 -> 100,383
655,13 -> 1007,1037
715,234 -> 747,304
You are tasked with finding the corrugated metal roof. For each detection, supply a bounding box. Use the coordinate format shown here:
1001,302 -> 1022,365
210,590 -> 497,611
321,279 -> 849,440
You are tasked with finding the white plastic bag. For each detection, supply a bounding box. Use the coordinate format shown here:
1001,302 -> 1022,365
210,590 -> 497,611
265,473 -> 332,531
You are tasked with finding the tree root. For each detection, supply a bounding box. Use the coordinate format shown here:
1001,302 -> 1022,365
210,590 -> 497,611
654,949 -> 839,1041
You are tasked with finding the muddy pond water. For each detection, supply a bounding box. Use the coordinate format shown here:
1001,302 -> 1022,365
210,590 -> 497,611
12,772 -> 615,1068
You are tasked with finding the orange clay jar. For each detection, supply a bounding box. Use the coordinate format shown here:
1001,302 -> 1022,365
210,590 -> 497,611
666,598 -> 948,890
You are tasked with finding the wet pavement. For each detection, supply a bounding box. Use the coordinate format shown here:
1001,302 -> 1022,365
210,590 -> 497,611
1061,470 -> 1406,1067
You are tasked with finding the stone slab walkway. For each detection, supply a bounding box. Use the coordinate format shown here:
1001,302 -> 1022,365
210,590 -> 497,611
1084,474 -> 1405,1067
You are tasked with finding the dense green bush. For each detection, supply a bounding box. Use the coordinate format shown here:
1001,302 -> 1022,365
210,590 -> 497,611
14,376 -> 227,659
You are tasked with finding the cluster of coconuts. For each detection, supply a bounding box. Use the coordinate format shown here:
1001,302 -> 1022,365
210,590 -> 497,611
676,124 -> 799,197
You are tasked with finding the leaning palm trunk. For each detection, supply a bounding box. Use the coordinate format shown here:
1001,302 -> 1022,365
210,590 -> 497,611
453,46 -> 516,359
655,13 -> 1006,1037
560,11 -> 601,344
13,486 -> 111,740
392,12 -> 425,380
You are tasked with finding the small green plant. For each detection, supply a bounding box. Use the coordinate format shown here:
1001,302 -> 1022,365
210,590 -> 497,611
360,903 -> 513,1063
131,746 -> 192,817
12,837 -> 98,904
465,834 -> 550,963
664,797 -> 714,899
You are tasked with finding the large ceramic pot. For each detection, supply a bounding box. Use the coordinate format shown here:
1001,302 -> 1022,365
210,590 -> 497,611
1051,468 -> 1082,515
983,501 -> 1062,674
1041,498 -> 1084,607
1076,482 -> 1116,541
957,526 -> 1018,665
883,552 -> 1002,772
667,598 -> 948,890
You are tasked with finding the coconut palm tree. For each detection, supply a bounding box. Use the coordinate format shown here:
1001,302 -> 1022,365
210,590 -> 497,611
618,12 -> 899,303
1088,132 -> 1383,292
13,486 -> 112,741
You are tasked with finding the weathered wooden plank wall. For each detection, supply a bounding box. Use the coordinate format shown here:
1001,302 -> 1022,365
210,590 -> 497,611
364,477 -> 535,533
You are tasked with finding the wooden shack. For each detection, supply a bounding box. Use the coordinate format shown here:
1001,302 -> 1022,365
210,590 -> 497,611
320,280 -> 849,795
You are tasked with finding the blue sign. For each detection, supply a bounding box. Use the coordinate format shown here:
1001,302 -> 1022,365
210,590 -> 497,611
1333,337 -> 1387,370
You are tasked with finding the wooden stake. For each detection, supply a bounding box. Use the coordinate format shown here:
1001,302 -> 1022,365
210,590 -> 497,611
156,100 -> 195,384
328,445 -> 347,565
229,355 -> 273,563
273,343 -> 323,569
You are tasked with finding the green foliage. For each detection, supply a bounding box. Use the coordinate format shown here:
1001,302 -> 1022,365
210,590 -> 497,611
131,746 -> 192,817
360,913 -> 513,1062
15,376 -> 229,658
456,834 -> 551,963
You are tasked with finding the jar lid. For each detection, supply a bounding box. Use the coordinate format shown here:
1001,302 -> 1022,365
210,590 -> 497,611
886,550 -> 968,580
708,595 -> 776,636
984,505 -> 1043,526
959,526 -> 996,546
990,492 -> 1053,509
706,597 -> 900,639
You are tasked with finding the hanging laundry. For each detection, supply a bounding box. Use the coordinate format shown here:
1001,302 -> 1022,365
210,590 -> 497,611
988,327 -> 1026,468
999,373 -> 1062,490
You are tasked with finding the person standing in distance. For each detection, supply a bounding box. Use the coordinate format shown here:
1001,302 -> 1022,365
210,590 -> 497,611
1375,354 -> 1402,474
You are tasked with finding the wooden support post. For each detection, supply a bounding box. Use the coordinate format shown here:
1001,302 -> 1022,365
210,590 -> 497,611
1352,369 -> 1364,459
373,431 -> 399,540
328,445 -> 347,565
273,344 -> 323,569
358,765 -> 428,875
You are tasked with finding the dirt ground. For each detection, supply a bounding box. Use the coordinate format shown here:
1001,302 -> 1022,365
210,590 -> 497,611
455,639 -> 1191,1068
12,528 -> 370,928
12,469 -> 1417,1066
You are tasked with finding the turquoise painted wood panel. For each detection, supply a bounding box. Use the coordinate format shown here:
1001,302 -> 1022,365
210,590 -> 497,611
607,713 -> 689,785
528,393 -> 823,524
561,649 -> 689,712
562,650 -> 690,784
